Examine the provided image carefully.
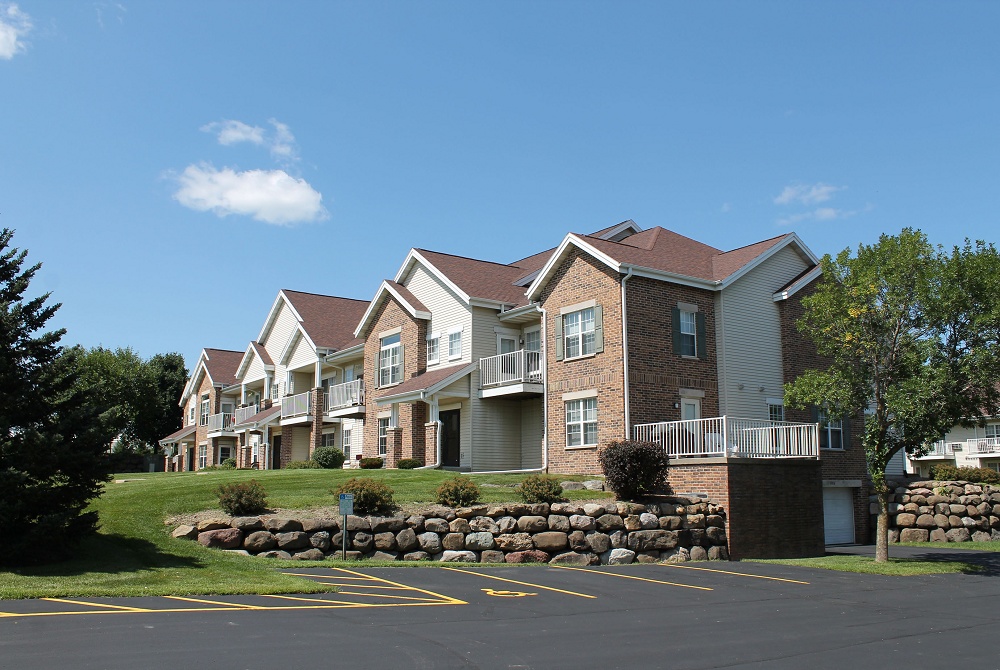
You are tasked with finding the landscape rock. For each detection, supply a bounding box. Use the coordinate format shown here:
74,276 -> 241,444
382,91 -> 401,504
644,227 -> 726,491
243,530 -> 277,552
469,516 -> 499,534
264,518 -> 302,533
561,481 -> 585,490
293,548 -> 325,561
689,546 -> 708,561
198,528 -> 242,549
549,551 -> 591,566
517,516 -> 549,533
351,531 -> 373,553
301,518 -> 338,533
370,517 -> 407,534
258,550 -> 292,559
899,528 -> 929,543
480,550 -> 506,563
586,532 -> 611,554
465,532 -> 496,552
403,551 -> 430,561
607,548 -> 636,565
595,514 -> 625,532
370,551 -> 399,561
424,518 -> 450,534
442,533 -> 466,551
569,515 -> 596,531
276,531 -> 310,550
231,517 -> 265,532
172,525 -> 198,540
532,531 -> 569,552
495,533 -> 535,552
583,480 -> 605,491
449,518 -> 472,534
417,532 -> 443,554
395,528 -> 419,553
373,532 -> 397,551
441,550 -> 478,563
504,550 -> 550,564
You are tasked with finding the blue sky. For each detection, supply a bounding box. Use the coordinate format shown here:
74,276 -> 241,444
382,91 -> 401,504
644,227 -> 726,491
3,2 -> 998,371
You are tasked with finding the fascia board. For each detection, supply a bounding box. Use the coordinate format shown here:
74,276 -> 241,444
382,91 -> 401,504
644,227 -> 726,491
353,283 -> 388,338
623,266 -> 719,290
407,250 -> 472,305
772,265 -> 823,302
469,298 -> 507,309
278,329 -> 303,367
235,343 -> 256,380
181,357 -> 210,403
526,235 -> 622,301
596,219 -> 643,240
384,282 -> 432,319
353,281 -> 430,339
392,249 -> 419,284
719,234 -> 819,290
255,292 -> 287,344
325,343 -> 365,364
375,364 -> 476,404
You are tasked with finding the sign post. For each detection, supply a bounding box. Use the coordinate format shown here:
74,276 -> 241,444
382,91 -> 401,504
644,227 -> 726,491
339,493 -> 354,560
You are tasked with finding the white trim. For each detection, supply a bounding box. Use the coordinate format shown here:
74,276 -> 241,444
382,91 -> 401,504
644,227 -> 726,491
678,388 -> 705,398
378,409 -> 391,419
378,326 -> 403,339
766,397 -> 784,406
446,324 -> 464,334
493,326 -> 519,336
526,234 -> 623,301
394,249 -> 472,304
439,402 -> 463,412
562,389 -> 598,401
596,219 -> 643,240
718,233 -> 818,290
354,280 -> 432,338
677,301 -> 699,313
559,298 -> 597,315
772,265 -> 824,301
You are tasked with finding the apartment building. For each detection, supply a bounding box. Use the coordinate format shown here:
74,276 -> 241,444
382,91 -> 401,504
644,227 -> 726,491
906,421 -> 1000,478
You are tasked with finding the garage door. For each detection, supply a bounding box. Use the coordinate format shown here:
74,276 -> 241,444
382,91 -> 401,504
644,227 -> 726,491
823,487 -> 855,544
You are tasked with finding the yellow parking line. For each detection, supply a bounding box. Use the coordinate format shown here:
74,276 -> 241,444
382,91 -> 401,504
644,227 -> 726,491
41,598 -> 151,612
259,594 -> 369,606
661,564 -> 810,585
308,582 -> 410,590
334,590 -> 450,603
551,566 -> 713,591
331,567 -> 466,605
281,572 -> 374,581
163,596 -> 266,610
441,567 -> 597,599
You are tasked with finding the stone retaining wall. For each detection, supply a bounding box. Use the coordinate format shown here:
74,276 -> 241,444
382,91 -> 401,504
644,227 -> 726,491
172,497 -> 729,565
883,480 -> 1000,543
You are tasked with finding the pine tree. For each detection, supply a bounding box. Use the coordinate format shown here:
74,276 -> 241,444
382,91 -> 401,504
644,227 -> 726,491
0,229 -> 111,565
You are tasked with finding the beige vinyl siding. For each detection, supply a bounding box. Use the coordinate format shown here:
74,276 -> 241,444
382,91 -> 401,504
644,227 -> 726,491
263,301 -> 299,398
340,418 -> 361,462
403,264 -> 472,366
287,332 -> 317,370
436,376 -> 473,469
520,397 -> 544,469
716,245 -> 810,419
290,426 -> 310,462
244,352 -> 265,384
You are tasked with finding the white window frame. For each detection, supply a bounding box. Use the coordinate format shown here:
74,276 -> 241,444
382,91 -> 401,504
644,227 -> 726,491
378,417 -> 389,456
197,444 -> 208,469
427,332 -> 440,365
448,326 -> 463,360
199,396 -> 210,426
285,370 -> 295,396
818,407 -> 844,450
985,423 -> 1000,438
189,404 -> 196,426
767,398 -> 785,423
566,397 -> 598,448
563,307 -> 596,360
218,445 -> 232,464
379,333 -> 402,387
679,310 -> 697,357
342,427 -> 352,455
321,431 -> 337,448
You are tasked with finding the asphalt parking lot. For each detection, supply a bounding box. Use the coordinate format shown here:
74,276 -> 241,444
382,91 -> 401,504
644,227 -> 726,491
2,552 -> 999,669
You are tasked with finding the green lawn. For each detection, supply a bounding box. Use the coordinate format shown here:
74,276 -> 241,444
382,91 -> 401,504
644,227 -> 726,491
899,540 -> 1000,552
748,554 -> 981,576
0,469 -> 609,599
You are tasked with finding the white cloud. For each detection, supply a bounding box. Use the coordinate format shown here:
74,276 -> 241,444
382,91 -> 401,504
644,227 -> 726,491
268,118 -> 298,162
172,163 -> 327,226
201,118 -> 300,165
201,120 -> 266,147
776,207 -> 857,227
773,182 -> 843,206
0,3 -> 32,60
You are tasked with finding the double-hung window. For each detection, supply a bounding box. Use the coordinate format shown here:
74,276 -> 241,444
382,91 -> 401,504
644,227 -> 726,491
679,311 -> 697,357
566,398 -> 598,447
818,407 -> 844,450
767,400 -> 785,423
448,327 -> 463,360
379,333 -> 402,386
378,418 -> 389,456
342,428 -> 352,455
199,395 -> 210,426
564,308 -> 595,359
427,333 -> 440,365
672,305 -> 707,359
197,444 -> 208,469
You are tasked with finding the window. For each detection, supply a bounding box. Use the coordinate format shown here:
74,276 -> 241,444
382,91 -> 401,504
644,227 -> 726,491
427,334 -> 439,365
285,371 -> 295,396
679,310 -> 697,357
269,383 -> 279,400
566,398 -> 598,447
672,306 -> 706,360
767,401 -> 785,423
189,404 -> 196,426
525,329 -> 540,353
197,444 -> 208,469
985,424 -> 1000,438
321,432 -> 337,448
378,418 -> 389,456
379,333 -> 402,386
818,408 -> 844,450
564,307 -> 595,359
342,428 -> 352,454
448,329 -> 462,360
219,445 -> 232,463
199,395 -> 210,426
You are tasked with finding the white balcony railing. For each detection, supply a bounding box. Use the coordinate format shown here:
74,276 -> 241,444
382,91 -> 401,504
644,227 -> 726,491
970,437 -> 1000,454
479,349 -> 543,388
633,416 -> 819,459
281,391 -> 312,419
911,441 -> 957,459
234,404 -> 258,425
207,412 -> 235,433
326,379 -> 364,411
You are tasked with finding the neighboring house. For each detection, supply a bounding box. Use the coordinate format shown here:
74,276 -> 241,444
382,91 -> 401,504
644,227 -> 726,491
160,348 -> 243,471
906,421 -> 1000,478
227,290 -> 369,469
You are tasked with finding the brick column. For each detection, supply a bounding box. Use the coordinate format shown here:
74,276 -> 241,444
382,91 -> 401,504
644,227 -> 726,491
309,388 -> 324,458
423,422 -> 438,466
385,427 -> 403,468
280,428 -> 293,468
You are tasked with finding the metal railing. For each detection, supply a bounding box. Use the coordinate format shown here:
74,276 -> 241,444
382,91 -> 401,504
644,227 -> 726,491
206,412 -> 235,433
970,437 -> 1000,454
479,349 -> 543,388
633,416 -> 819,459
911,441 -> 957,459
280,391 -> 312,419
326,379 -> 364,411
234,404 -> 258,425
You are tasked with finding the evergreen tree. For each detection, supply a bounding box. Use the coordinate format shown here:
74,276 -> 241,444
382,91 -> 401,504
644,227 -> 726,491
0,229 -> 111,565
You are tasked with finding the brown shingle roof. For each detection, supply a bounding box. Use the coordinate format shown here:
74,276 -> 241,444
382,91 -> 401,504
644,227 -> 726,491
204,348 -> 244,386
233,404 -> 281,427
385,280 -> 429,314
159,424 -> 196,443
250,341 -> 273,366
376,363 -> 473,400
414,249 -> 532,306
282,290 -> 370,351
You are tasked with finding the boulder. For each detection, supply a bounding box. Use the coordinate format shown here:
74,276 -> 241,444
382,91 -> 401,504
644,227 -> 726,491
172,525 -> 198,540
441,533 -> 465,551
549,551 -> 591,566
658,516 -> 682,531
915,514 -> 937,529
257,550 -> 292,559
406,515 -> 426,532
586,532 -> 611,554
507,503 -> 531,516
705,526 -> 727,544
369,551 -> 399,561
689,546 -> 708,561
949,515 -> 964,528
972,531 -> 992,542
403,551 -> 430,561
469,517 -> 499,534
449,518 -> 472,534
373,532 -> 397,551
928,528 -> 948,543
465,532 -> 496,552
688,529 -> 707,546
933,514 -> 950,528
947,527 -> 972,543
551,503 -> 583,515
197,518 -> 233,532
485,505 -> 508,518
532,532 -> 569,552
309,531 -> 332,552
264,518 -> 302,533
623,515 -> 643,532
417,532 -> 443,554
583,480 -> 605,491
441,550 -> 478,563
548,515 -> 571,532
583,503 -> 607,517
504,550 -> 550,564
301,518 -> 338,533
293,548 -> 325,561
707,546 -> 729,561
231,517 -> 265,532
455,506 -> 487,519
610,530 -> 628,549
561,481 -> 585,490
344,515 -> 371,532
420,505 -> 457,521
223,549 -> 250,556
595,514 -> 625,532
350,531 -> 373,553
495,533 -> 535,552
637,552 -> 660,564
497,516 -> 518,534
370,517 -> 407,534
627,530 -> 678,552
198,528 -> 243,549
243,530 -> 277,552
949,504 -> 967,516
424,518 -> 450,534
517,516 -> 549,533
276,531 -> 310,550
899,528 -> 929,543
568,530 -> 589,552
639,513 -> 660,530
682,514 -> 706,529
480,550 -> 506,563
607,548 -> 636,565
529,503 -> 551,516
569,515 -> 596,531
961,516 -> 979,528
662,547 -> 690,563
894,513 -> 917,528
395,528 -> 419,553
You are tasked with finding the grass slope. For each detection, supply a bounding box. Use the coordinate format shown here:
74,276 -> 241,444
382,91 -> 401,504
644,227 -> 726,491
748,554 -> 981,575
0,470 -> 608,599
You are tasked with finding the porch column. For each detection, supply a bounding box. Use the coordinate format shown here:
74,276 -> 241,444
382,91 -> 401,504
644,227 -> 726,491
385,427 -> 403,468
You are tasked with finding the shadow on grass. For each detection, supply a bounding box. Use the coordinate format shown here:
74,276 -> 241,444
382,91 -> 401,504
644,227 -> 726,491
826,544 -> 1000,576
6,533 -> 205,577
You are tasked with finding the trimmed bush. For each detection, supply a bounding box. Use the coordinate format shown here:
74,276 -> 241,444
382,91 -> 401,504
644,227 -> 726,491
285,460 -> 322,469
397,458 -> 423,470
220,457 -> 237,469
435,476 -> 481,506
359,457 -> 384,469
598,439 -> 670,500
333,477 -> 396,515
516,475 -> 566,504
216,479 -> 268,516
313,446 -> 346,469
930,464 -> 1000,485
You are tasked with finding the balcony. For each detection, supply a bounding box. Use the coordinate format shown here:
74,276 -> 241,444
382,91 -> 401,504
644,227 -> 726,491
326,379 -> 365,418
280,391 -> 312,423
234,404 -> 259,425
479,350 -> 543,398
910,441 -> 958,460
970,437 -> 1000,455
633,416 -> 819,459
206,412 -> 236,436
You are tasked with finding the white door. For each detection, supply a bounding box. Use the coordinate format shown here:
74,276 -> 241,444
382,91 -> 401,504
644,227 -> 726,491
823,487 -> 855,544
499,336 -> 518,382
681,398 -> 701,420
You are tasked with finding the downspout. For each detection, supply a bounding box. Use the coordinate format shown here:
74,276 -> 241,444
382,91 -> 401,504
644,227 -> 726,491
621,267 -> 634,438
416,391 -> 443,469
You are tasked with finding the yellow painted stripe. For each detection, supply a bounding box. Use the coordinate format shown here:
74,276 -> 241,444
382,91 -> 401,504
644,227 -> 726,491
259,594 -> 370,606
331,567 -> 467,605
281,572 -> 373,581
334,590 -> 448,602
307,582 -> 410,591
440,567 -> 597,599
41,598 -> 151,612
551,566 -> 713,591
0,602 -> 463,618
163,596 -> 266,610
661,564 -> 810,585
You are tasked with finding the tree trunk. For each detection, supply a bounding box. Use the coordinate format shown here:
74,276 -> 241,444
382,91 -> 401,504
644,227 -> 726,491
875,489 -> 890,563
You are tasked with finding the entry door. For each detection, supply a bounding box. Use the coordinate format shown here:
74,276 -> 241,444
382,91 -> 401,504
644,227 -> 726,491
186,447 -> 194,472
271,435 -> 282,470
499,336 -> 518,382
441,409 -> 461,467
681,398 -> 702,453
681,398 -> 701,420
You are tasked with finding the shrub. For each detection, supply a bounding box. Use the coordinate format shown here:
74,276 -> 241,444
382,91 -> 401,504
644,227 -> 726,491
285,460 -> 322,469
359,457 -> 384,469
397,458 -> 423,470
516,475 -> 566,504
216,479 -> 268,516
930,464 -> 1000,485
312,446 -> 346,469
220,457 -> 237,469
598,439 -> 670,500
333,477 -> 396,515
435,476 -> 481,506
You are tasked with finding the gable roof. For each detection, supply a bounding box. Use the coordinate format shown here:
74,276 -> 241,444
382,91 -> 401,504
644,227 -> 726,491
280,290 -> 369,350
410,249 -> 532,306
181,347 -> 244,404
353,280 -> 432,338
375,363 -> 476,404
235,340 -> 275,380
